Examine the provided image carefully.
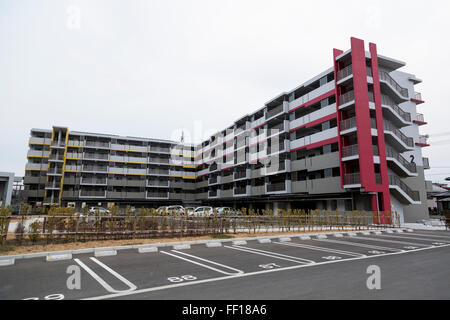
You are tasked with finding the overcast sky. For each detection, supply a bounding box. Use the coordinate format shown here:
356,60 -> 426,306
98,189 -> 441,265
1,0 -> 449,183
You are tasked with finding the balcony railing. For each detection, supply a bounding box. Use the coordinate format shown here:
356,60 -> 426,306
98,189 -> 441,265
147,180 -> 169,187
85,141 -> 110,148
84,153 -> 109,160
45,182 -> 61,189
49,154 -> 65,161
413,92 -> 423,101
266,104 -> 284,119
80,190 -> 106,197
379,71 -> 409,98
417,135 -> 429,146
234,170 -> 247,180
340,117 -> 357,131
342,144 -> 358,158
47,168 -> 63,175
338,90 -> 355,106
423,157 -> 430,169
50,141 -> 65,148
383,120 -> 414,148
146,191 -> 169,198
414,113 -> 426,123
234,186 -> 248,195
380,94 -> 411,122
83,165 -> 108,172
388,175 -> 420,201
385,146 -> 417,173
209,190 -> 218,197
344,173 -> 361,185
148,169 -> 169,175
209,176 -> 218,184
150,147 -> 171,153
337,64 -> 352,81
81,178 -> 107,185
266,182 -> 286,192
375,173 -> 382,185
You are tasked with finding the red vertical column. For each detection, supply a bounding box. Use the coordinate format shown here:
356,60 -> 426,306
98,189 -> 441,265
350,37 -> 376,190
333,48 -> 344,188
369,42 -> 392,216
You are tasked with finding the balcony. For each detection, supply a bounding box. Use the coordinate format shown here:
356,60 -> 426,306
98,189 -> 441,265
388,175 -> 420,204
84,153 -> 109,161
208,175 -> 221,185
84,165 -> 108,173
380,94 -> 411,124
337,64 -> 353,82
208,189 -> 220,198
266,104 -> 285,120
343,173 -> 361,187
233,169 -> 250,181
146,191 -> 169,199
27,150 -> 50,158
80,178 -> 107,185
411,92 -> 424,104
416,135 -> 430,147
266,181 -> 287,193
250,115 -> 266,129
338,90 -> 355,107
379,71 -> 409,100
29,136 -> 51,145
85,141 -> 110,149
146,180 -> 169,187
385,146 -> 417,175
79,190 -> 107,198
147,169 -> 169,176
50,141 -> 66,149
383,120 -> 414,150
233,185 -> 250,196
423,157 -> 430,170
341,144 -> 359,159
150,146 -> 171,154
413,113 -> 427,126
340,117 -> 357,132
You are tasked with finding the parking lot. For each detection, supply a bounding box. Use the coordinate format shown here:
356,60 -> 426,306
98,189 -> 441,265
1,229 -> 449,300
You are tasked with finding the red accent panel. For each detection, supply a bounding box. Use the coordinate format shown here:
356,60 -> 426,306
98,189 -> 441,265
288,90 -> 335,114
290,137 -> 338,152
351,38 -> 376,190
289,113 -> 337,132
333,48 -> 345,188
369,42 -> 391,212
251,122 -> 267,130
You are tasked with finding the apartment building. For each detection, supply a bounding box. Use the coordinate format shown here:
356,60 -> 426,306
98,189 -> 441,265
23,37 -> 431,223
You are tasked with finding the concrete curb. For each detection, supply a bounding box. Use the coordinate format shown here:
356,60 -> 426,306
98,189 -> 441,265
316,234 -> 327,239
173,244 -> 191,250
46,253 -> 72,262
278,237 -> 291,242
0,228 -> 401,261
205,242 -> 222,248
0,258 -> 14,266
257,238 -> 272,244
94,250 -> 117,257
138,246 -> 158,253
333,233 -> 344,238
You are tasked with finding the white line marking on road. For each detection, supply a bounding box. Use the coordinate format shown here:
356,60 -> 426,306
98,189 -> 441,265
374,234 -> 450,243
398,232 -> 450,240
316,238 -> 403,252
351,236 -> 430,247
160,251 -> 243,276
171,250 -> 244,275
224,245 -> 315,264
82,244 -> 450,300
74,258 -> 137,294
273,241 -> 366,258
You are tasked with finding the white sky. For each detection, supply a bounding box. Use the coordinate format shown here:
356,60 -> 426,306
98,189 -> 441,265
1,0 -> 449,183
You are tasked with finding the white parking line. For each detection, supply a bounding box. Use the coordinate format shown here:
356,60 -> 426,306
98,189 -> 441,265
160,251 -> 243,276
74,258 -> 137,294
374,234 -> 450,243
82,244 -> 450,300
315,239 -> 403,252
398,232 -> 450,240
224,245 -> 315,264
351,236 -> 430,247
273,241 -> 366,258
171,250 -> 244,275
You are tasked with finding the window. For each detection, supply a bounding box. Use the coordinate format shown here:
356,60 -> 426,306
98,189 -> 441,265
319,76 -> 327,86
324,168 -> 333,178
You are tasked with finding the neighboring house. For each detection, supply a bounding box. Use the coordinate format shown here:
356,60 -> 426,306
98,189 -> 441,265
0,172 -> 15,207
